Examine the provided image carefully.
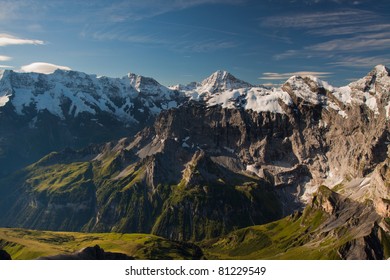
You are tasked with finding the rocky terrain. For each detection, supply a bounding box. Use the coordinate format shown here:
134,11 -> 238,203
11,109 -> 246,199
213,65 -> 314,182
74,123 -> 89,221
0,69 -> 184,176
0,65 -> 389,259
203,186 -> 388,259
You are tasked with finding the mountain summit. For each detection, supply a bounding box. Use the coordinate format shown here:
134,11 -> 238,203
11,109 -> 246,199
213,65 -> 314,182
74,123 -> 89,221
199,70 -> 253,93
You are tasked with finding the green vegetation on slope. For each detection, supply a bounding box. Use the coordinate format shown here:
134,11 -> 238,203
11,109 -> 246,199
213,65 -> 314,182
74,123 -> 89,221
0,159 -> 96,230
25,162 -> 92,193
201,208 -> 341,260
201,186 -> 386,260
0,144 -> 284,242
0,228 -> 203,260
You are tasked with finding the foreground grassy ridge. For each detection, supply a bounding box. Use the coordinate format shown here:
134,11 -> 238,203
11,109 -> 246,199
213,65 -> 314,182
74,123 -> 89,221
0,228 -> 202,260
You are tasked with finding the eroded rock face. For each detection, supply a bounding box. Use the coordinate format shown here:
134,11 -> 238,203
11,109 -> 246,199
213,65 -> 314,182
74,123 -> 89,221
310,187 -> 384,260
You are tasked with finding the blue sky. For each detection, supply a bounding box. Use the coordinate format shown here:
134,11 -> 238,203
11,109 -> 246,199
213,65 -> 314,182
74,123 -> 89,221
0,0 -> 389,86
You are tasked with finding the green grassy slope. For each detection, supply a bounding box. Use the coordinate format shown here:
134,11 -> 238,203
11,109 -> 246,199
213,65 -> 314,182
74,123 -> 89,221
0,228 -> 203,260
201,208 -> 340,259
201,186 -> 390,260
0,147 -> 283,242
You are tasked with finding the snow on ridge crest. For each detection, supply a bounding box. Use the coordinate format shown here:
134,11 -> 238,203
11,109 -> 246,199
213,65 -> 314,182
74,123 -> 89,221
0,69 -> 177,122
178,70 -> 293,114
199,70 -> 253,94
0,93 -> 11,107
1,65 -> 389,121
374,64 -> 389,76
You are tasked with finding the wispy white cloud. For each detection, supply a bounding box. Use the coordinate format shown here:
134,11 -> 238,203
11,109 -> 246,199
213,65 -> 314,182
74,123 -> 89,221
259,71 -> 332,80
263,8 -> 390,67
78,0 -> 245,53
274,50 -> 299,60
0,0 -> 46,22
262,10 -> 375,29
0,1 -> 26,21
262,82 -> 282,87
176,40 -> 237,53
0,55 -> 12,61
20,62 -> 71,74
276,32 -> 390,59
308,23 -> 390,37
85,22 -> 236,53
273,0 -> 370,4
0,65 -> 14,68
306,36 -> 390,52
149,20 -> 240,37
91,30 -> 164,44
100,0 -> 247,22
0,34 -> 44,47
328,56 -> 390,68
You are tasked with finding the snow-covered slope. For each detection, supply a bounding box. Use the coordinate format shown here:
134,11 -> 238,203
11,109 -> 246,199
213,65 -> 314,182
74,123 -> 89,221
172,71 -> 293,114
1,65 -> 389,122
0,69 -> 181,123
171,67 -> 389,117
346,64 -> 390,117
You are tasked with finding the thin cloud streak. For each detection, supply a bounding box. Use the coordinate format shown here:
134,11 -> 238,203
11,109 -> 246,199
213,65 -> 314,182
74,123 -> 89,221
308,24 -> 390,36
261,82 -> 282,87
306,38 -> 390,52
175,40 -> 237,53
264,8 -> 390,65
148,19 -> 240,37
0,1 -> 27,21
100,0 -> 247,22
0,55 -> 12,61
0,0 -> 46,22
328,56 -> 390,68
260,71 -> 332,80
262,10 -> 375,29
91,30 -> 165,44
86,24 -> 237,53
0,34 -> 44,47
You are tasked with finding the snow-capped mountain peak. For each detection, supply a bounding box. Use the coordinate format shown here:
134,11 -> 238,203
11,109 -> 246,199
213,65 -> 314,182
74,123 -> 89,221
199,70 -> 253,94
373,64 -> 389,76
284,74 -> 334,92
127,72 -> 174,99
1,65 -> 389,125
0,69 -> 181,123
349,64 -> 390,93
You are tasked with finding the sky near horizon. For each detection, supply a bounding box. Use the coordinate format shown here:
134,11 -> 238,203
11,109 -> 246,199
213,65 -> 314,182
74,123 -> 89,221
0,0 -> 389,86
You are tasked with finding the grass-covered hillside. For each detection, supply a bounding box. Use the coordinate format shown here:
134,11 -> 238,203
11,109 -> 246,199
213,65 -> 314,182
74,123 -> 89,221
0,228 -> 203,260
202,186 -> 390,260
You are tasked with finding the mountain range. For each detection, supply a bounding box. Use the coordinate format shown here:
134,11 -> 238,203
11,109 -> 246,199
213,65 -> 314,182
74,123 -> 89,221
0,65 -> 389,259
